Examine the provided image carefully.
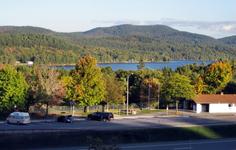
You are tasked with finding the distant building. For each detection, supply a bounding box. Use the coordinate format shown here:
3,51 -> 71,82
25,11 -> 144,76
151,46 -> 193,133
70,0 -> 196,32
15,61 -> 21,65
27,61 -> 34,66
192,94 -> 236,113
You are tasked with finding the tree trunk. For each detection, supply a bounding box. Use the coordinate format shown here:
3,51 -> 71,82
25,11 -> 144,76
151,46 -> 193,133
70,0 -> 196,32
106,103 -> 109,112
72,105 -> 75,116
83,106 -> 89,113
166,104 -> 169,115
176,100 -> 179,114
45,103 -> 49,118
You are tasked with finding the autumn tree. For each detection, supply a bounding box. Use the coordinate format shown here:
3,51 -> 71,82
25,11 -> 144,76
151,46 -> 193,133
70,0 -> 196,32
0,65 -> 28,113
204,61 -> 233,93
70,55 -> 105,112
141,77 -> 160,109
194,75 -> 204,94
33,66 -> 65,116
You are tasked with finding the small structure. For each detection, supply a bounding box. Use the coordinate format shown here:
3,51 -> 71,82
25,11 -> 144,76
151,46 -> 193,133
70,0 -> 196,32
27,61 -> 34,66
193,94 -> 236,113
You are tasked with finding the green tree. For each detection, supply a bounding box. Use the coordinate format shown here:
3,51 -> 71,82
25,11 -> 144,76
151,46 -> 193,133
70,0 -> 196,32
17,65 -> 36,111
103,74 -> 125,106
204,61 -> 233,93
137,57 -> 145,70
161,73 -> 195,111
70,55 -> 105,112
0,65 -> 28,113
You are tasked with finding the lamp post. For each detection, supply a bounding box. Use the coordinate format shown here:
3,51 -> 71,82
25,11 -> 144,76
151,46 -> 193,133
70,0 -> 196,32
148,83 -> 152,109
157,84 -> 160,109
126,74 -> 133,116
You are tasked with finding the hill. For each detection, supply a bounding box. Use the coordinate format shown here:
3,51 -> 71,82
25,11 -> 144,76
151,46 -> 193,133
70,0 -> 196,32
219,36 -> 236,45
0,24 -> 235,64
0,26 -> 54,34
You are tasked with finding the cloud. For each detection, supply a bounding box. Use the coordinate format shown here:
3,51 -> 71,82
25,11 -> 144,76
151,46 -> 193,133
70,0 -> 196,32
222,24 -> 236,32
153,20 -> 236,38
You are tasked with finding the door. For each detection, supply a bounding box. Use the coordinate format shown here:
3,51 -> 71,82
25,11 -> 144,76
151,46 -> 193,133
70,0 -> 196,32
201,104 -> 209,112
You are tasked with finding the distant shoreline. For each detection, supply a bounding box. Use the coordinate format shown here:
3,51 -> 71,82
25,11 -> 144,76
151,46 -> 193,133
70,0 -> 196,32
16,60 -> 210,68
49,60 -> 208,67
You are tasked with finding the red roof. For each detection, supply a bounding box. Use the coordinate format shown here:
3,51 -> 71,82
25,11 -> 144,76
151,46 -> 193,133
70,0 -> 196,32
194,94 -> 236,104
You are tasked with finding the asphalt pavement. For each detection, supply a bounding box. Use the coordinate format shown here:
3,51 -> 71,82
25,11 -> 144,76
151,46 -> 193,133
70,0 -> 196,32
1,114 -> 236,133
33,138 -> 236,150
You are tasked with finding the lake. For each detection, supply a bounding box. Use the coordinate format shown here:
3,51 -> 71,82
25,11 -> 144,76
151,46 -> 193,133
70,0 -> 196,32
53,60 -> 211,71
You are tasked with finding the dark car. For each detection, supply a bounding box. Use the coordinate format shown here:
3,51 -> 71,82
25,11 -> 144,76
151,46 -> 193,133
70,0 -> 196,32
87,112 -> 114,121
57,115 -> 73,123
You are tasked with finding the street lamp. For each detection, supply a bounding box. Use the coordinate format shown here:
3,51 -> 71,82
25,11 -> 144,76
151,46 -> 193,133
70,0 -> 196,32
126,73 -> 133,115
148,83 -> 152,109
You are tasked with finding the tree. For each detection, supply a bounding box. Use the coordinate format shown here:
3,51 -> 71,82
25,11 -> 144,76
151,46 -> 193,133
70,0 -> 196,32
204,61 -> 233,93
161,73 -> 195,111
0,65 -> 28,113
137,57 -> 145,70
32,66 -> 65,116
17,65 -> 37,111
141,78 -> 160,109
103,73 -> 125,106
194,75 -> 204,94
70,55 -> 105,112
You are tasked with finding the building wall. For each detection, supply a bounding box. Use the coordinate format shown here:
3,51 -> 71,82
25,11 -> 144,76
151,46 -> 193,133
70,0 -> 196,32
209,103 -> 236,113
196,104 -> 202,113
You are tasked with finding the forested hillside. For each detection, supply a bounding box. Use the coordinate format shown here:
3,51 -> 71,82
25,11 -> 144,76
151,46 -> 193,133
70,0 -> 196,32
0,25 -> 236,64
219,36 -> 236,46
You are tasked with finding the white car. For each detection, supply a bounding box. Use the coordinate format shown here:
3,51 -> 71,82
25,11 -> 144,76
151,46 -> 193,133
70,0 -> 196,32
6,112 -> 31,124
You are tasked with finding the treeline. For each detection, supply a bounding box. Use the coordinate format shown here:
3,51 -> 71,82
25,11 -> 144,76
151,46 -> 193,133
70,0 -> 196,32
0,25 -> 236,64
0,33 -> 76,50
0,55 -> 235,115
76,36 -> 233,61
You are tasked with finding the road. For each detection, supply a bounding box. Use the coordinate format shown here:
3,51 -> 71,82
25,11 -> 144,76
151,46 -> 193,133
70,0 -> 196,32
1,114 -> 236,132
34,138 -> 236,150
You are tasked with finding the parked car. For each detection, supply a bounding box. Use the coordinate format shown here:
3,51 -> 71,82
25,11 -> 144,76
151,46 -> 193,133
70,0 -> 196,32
87,112 -> 114,121
57,115 -> 73,123
6,112 -> 31,125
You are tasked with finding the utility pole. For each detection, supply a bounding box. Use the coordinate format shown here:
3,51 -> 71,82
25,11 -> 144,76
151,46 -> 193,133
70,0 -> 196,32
126,74 -> 133,115
126,75 -> 130,115
148,84 -> 151,109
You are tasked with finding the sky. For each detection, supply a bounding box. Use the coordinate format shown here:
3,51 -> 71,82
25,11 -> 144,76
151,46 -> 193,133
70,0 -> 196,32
1,0 -> 236,38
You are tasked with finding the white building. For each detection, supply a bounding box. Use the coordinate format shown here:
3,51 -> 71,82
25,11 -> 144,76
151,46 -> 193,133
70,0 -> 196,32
27,61 -> 34,66
193,94 -> 236,113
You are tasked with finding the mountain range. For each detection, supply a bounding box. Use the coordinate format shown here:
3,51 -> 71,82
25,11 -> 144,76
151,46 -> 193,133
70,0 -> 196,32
0,24 -> 235,64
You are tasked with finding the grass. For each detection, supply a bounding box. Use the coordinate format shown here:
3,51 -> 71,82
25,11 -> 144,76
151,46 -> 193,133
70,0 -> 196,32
184,126 -> 221,139
136,109 -> 165,115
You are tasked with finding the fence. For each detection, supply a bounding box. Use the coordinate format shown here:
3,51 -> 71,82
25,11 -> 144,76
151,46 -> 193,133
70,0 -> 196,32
30,104 -> 128,116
